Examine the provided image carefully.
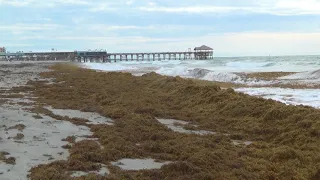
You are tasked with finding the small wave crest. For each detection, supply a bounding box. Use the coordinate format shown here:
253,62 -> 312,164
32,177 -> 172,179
201,71 -> 243,83
225,61 -> 276,69
188,68 -> 211,78
155,66 -> 191,77
280,69 -> 320,80
82,62 -> 137,71
156,67 -> 246,83
262,62 -> 276,67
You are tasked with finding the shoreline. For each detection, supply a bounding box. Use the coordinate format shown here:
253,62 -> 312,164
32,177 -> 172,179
1,62 -> 319,179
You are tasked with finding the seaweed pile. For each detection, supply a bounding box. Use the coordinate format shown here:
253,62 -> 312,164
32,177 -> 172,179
23,63 -> 319,180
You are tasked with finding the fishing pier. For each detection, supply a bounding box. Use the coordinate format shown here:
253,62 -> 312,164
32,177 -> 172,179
86,51 -> 196,62
0,45 -> 214,62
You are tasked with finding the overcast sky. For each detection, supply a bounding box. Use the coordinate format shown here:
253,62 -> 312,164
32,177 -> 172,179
1,0 -> 320,56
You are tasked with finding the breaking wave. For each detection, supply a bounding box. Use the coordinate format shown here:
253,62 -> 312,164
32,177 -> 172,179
82,56 -> 320,86
225,61 -> 276,69
262,62 -> 277,67
280,69 -> 320,80
155,67 -> 268,85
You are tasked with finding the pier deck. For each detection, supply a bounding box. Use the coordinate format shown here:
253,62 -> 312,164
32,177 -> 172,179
0,45 -> 214,62
95,51 -> 199,62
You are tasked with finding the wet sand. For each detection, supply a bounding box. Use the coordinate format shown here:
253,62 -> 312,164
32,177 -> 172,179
0,62 -> 106,179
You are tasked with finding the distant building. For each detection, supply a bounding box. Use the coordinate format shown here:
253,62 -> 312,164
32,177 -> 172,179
194,45 -> 214,60
0,47 -> 6,53
0,47 -> 6,60
74,50 -> 108,62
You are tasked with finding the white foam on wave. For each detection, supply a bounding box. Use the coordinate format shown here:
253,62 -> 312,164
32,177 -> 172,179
221,60 -> 319,73
155,67 -> 274,86
279,69 -> 320,80
81,57 -> 320,86
81,59 -> 320,110
155,66 -> 191,77
226,61 -> 274,69
236,87 -> 320,108
155,66 -> 247,84
82,62 -> 275,86
81,56 -> 320,74
201,71 -> 277,86
202,71 -> 243,83
82,63 -> 137,71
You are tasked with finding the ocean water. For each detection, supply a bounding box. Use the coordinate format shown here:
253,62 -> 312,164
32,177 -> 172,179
82,55 -> 320,108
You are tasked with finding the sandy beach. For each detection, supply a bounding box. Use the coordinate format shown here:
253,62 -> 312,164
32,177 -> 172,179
3,0 -> 320,178
0,62 -> 319,180
0,62 -> 107,179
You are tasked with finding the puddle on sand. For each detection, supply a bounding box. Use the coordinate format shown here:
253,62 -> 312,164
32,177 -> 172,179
156,118 -> 215,135
0,104 -> 94,180
70,164 -> 109,177
157,119 -> 254,146
75,137 -> 99,143
111,158 -> 171,170
232,140 -> 253,146
45,106 -> 114,125
5,98 -> 35,105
